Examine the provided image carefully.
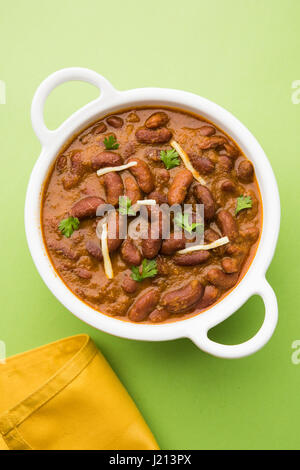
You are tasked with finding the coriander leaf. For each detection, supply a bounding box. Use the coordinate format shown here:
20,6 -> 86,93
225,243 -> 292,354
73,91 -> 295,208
104,135 -> 119,150
131,259 -> 158,282
118,196 -> 136,216
160,149 -> 180,169
141,258 -> 157,277
58,216 -> 80,238
235,195 -> 253,215
174,213 -> 203,234
131,266 -> 142,282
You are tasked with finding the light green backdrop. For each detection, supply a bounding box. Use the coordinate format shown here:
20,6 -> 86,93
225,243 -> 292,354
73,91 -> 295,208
1,0 -> 299,450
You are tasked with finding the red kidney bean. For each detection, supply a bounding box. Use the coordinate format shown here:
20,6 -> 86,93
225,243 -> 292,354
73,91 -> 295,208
121,142 -> 136,158
173,250 -> 210,266
91,151 -> 123,170
204,227 -> 226,257
148,191 -> 168,204
223,243 -> 246,271
56,154 -> 67,173
106,212 -> 125,252
216,210 -> 238,240
103,172 -> 124,206
85,240 -> 103,261
221,257 -> 239,273
62,173 -> 80,190
237,160 -> 254,183
149,308 -> 170,322
48,241 -> 79,261
121,239 -> 142,266
70,151 -> 84,176
106,116 -> 124,128
73,267 -> 92,279
199,125 -> 216,136
122,272 -> 138,294
154,168 -> 170,185
124,176 -> 141,205
145,112 -> 169,129
218,155 -> 233,172
161,280 -> 204,314
92,122 -> 107,134
135,127 -> 172,144
206,268 -> 239,289
168,169 -> 193,205
141,219 -> 162,259
142,237 -> 162,260
144,148 -> 162,162
190,155 -> 215,174
70,196 -> 105,219
127,157 -> 154,193
128,289 -> 159,322
204,228 -> 221,243
193,184 -> 215,220
225,243 -> 244,257
161,232 -> 189,255
223,142 -> 239,158
63,171 -> 83,189
220,179 -> 237,193
198,135 -> 227,150
240,226 -> 259,242
197,285 -> 219,309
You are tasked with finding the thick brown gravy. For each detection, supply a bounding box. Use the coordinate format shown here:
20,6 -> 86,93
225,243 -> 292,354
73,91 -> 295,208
41,106 -> 262,323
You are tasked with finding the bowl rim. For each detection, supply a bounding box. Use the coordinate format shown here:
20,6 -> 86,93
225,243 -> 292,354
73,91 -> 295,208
25,68 -> 280,357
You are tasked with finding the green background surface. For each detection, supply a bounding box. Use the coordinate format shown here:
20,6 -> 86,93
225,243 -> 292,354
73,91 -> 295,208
1,0 -> 299,450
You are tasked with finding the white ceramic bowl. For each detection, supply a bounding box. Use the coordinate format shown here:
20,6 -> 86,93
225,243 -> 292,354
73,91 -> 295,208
25,67 -> 280,359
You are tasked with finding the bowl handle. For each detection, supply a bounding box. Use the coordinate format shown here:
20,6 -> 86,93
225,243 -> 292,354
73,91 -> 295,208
189,277 -> 278,359
31,67 -> 117,146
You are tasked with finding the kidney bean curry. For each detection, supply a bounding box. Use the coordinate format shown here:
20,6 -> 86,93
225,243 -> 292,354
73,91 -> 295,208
42,107 -> 262,323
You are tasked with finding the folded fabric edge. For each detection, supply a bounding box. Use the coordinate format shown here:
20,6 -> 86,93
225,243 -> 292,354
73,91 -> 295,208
0,334 -> 96,436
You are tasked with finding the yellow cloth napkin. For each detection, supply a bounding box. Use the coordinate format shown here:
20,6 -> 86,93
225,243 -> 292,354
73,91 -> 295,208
0,334 -> 158,450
